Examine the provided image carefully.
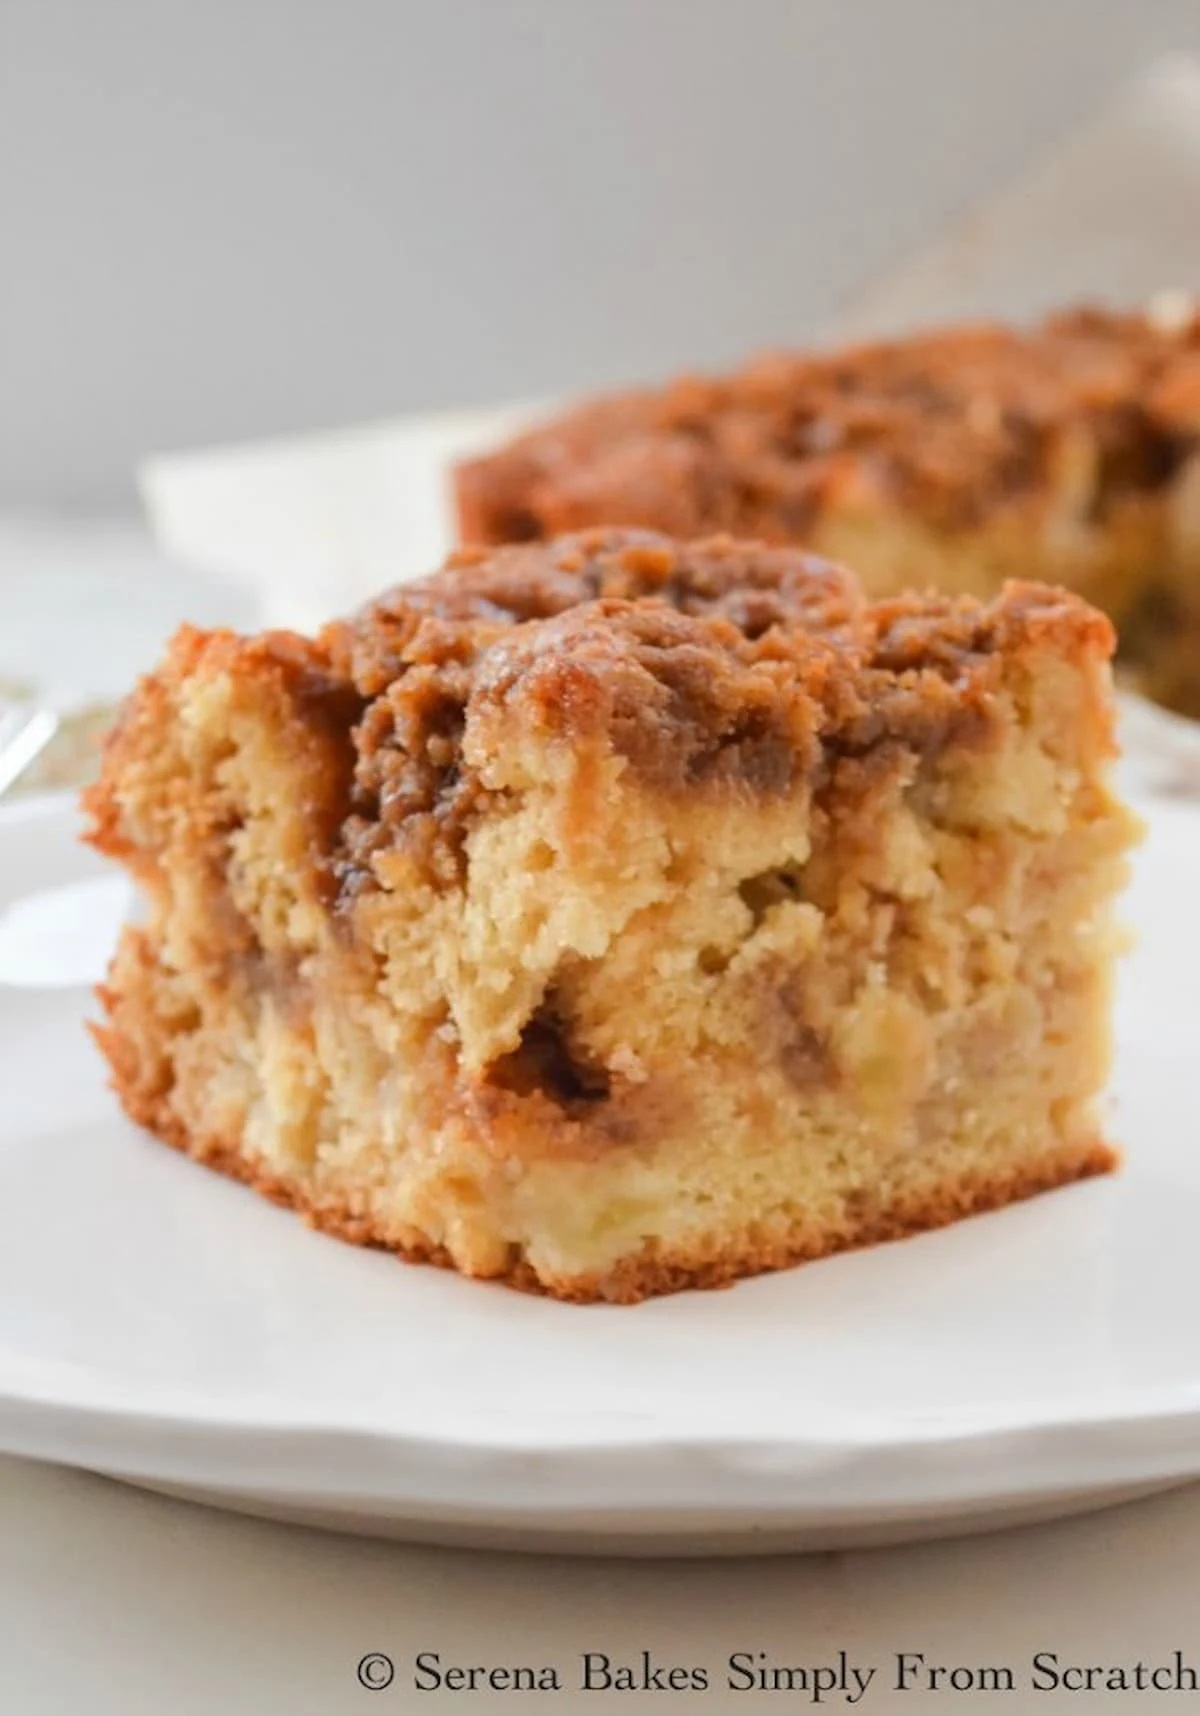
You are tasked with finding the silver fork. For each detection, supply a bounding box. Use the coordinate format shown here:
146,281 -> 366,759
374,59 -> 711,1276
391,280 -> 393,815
0,704 -> 60,801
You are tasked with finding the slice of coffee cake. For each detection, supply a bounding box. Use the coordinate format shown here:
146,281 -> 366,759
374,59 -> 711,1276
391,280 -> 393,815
85,530 -> 1138,1301
454,305 -> 1200,716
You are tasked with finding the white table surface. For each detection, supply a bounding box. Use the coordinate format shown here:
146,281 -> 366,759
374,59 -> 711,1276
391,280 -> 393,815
6,517 -> 1200,1712
4,1455 -> 1200,1714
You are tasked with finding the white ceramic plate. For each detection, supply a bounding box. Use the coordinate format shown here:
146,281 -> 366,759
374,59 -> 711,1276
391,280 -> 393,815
0,789 -> 1198,1556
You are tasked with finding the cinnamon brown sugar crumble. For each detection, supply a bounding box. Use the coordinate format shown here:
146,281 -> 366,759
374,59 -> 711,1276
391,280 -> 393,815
455,306 -> 1200,716
84,530 -> 1138,1301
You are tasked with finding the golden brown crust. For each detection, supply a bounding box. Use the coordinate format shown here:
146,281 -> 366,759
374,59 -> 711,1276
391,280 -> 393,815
454,306 -> 1200,543
97,1038 -> 1116,1303
87,531 -> 1115,902
82,624 -> 363,891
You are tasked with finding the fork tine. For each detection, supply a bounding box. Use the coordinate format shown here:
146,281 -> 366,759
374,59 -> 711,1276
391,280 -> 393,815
0,708 -> 60,800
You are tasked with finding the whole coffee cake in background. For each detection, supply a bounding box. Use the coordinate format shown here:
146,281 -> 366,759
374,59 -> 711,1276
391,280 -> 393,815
84,530 -> 1138,1302
455,305 -> 1200,717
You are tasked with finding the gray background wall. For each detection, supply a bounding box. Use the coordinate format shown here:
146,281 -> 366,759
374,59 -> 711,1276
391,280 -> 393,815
4,0 -> 1200,507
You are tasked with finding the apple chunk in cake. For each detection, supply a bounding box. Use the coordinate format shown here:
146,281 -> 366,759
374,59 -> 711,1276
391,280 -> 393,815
84,529 -> 1139,1302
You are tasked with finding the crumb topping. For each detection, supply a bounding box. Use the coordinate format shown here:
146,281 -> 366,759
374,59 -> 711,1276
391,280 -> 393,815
310,531 -> 1113,890
454,306 -> 1200,541
90,531 -> 1115,906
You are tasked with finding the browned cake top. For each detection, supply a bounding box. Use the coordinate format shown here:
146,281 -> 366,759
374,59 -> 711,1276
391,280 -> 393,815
454,306 -> 1200,542
88,532 -> 1115,904
309,530 -> 1114,886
